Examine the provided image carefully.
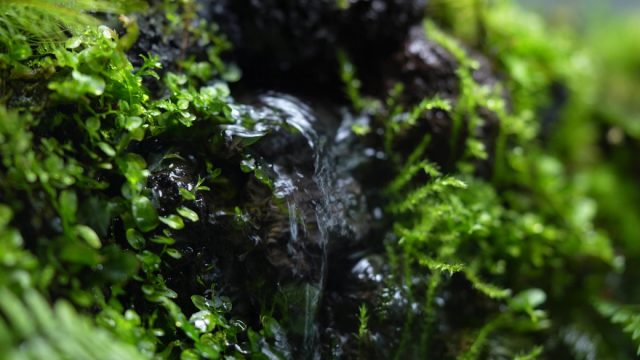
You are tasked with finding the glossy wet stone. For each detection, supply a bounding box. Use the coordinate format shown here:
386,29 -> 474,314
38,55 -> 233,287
385,25 -> 461,101
321,252 -> 419,359
138,93 -> 374,356
379,25 -> 502,175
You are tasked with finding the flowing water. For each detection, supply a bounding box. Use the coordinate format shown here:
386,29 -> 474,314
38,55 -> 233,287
261,94 -> 332,358
222,92 -> 373,358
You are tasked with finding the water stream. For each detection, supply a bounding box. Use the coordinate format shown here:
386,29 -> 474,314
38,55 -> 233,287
261,94 -> 332,358
222,92 -> 372,358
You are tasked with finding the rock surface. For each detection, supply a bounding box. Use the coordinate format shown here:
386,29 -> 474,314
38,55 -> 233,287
130,0 -> 505,356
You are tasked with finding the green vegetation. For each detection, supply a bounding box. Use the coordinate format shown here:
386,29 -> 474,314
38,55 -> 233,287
345,1 -> 640,358
0,2 -> 286,358
1,0 -> 640,358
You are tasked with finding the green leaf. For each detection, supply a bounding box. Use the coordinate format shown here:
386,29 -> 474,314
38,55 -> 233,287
191,295 -> 213,312
101,245 -> 139,283
98,142 -> 116,157
125,228 -> 145,250
124,116 -> 143,131
142,283 -> 178,301
0,288 -> 35,338
511,289 -> 547,311
137,251 -> 161,272
197,333 -> 222,358
9,42 -> 32,61
190,310 -> 216,333
60,242 -> 101,266
150,235 -> 175,245
179,188 -> 196,201
74,225 -> 101,249
181,349 -> 199,360
118,154 -> 149,188
177,207 -> 199,222
0,204 -> 13,229
597,300 -> 640,356
159,215 -> 184,230
177,99 -> 189,110
165,248 -> 182,259
131,196 -> 159,232
59,190 -> 78,223
49,71 -> 105,99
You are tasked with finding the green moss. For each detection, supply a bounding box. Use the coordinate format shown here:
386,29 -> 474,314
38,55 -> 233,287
333,1 -> 640,358
596,300 -> 640,356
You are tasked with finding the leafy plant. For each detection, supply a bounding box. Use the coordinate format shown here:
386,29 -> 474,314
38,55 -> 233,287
369,6 -> 622,358
0,1 -> 283,356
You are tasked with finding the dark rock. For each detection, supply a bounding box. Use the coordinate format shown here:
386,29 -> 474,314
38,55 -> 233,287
128,8 -> 182,71
381,25 -> 502,175
207,0 -> 428,95
148,157 -> 200,215
385,25 -> 461,101
321,253 -> 416,359
140,93 -> 373,356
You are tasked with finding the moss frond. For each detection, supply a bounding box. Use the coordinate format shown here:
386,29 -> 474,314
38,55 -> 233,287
0,287 -> 146,359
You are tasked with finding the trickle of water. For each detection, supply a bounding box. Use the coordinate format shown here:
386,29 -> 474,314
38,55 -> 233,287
260,95 -> 319,151
256,94 -> 333,357
287,201 -> 298,243
224,92 -> 368,358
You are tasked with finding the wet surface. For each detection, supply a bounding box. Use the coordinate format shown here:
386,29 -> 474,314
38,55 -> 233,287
136,93 -> 375,356
129,0 -> 506,357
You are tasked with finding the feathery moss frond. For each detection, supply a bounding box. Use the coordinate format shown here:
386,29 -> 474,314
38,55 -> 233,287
0,287 -> 146,360
596,301 -> 640,355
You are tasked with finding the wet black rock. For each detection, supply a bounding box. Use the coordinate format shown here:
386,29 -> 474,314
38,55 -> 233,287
207,0 -> 427,94
128,8 -> 182,71
385,26 -> 461,100
380,25 -> 502,175
3,76 -> 51,112
321,252 -> 426,359
148,157 -> 201,215
230,94 -> 376,355
237,94 -> 372,283
342,0 -> 428,53
138,93 -> 373,356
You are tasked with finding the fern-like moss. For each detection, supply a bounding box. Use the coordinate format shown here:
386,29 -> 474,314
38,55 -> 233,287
0,287 -> 146,359
596,301 -> 640,356
0,0 -> 145,45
